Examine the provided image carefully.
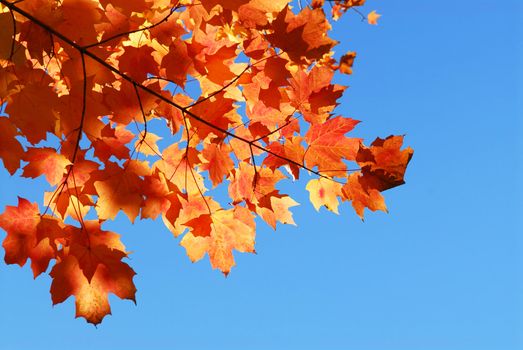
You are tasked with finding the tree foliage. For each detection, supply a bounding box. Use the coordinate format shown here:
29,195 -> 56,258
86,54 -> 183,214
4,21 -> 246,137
0,0 -> 412,324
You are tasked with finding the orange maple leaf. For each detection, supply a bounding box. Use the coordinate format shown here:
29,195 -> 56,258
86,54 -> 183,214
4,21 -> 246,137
22,148 -> 72,186
181,207 -> 256,275
342,172 -> 387,219
367,10 -> 381,25
0,118 -> 24,175
304,116 -> 361,176
268,6 -> 338,63
6,80 -> 58,144
339,51 -> 357,75
92,161 -> 147,222
199,142 -> 235,187
49,221 -> 136,325
306,178 -> 343,214
356,135 -> 414,191
0,198 -> 61,277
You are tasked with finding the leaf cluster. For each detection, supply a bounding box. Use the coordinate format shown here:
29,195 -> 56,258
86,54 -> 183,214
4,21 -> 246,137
0,0 -> 411,324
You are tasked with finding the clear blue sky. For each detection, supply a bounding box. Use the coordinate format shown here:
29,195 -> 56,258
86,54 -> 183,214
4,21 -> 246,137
1,1 -> 522,349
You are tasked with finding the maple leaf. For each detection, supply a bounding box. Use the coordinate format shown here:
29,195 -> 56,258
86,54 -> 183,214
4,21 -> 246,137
56,78 -> 108,140
92,161 -> 148,222
19,22 -> 53,65
267,6 -> 338,63
92,124 -> 135,162
228,162 -> 285,205
134,131 -> 162,156
304,116 -> 361,176
181,207 -> 256,275
102,81 -> 159,125
118,46 -> 159,83
50,250 -> 136,325
161,40 -> 193,88
43,187 -> 93,221
57,0 -> 107,45
0,198 -> 61,277
367,10 -> 381,25
0,118 -> 24,175
0,12 -> 15,60
0,12 -> 25,64
49,221 -> 136,325
342,172 -> 387,220
141,170 -> 171,219
188,93 -> 240,139
5,80 -> 58,144
287,66 -> 345,124
356,135 -> 414,191
306,178 -> 343,214
199,142 -> 234,187
255,192 -> 299,229
339,52 -> 357,75
263,136 -> 305,180
22,148 -> 72,186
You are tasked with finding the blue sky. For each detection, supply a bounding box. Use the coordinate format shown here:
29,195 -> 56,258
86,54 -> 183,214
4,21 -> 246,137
1,1 -> 522,349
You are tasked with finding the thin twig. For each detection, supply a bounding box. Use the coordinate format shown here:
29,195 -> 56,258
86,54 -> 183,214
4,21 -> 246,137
8,7 -> 16,60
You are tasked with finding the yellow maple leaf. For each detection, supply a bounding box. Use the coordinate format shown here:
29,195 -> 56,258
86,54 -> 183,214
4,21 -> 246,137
367,10 -> 381,25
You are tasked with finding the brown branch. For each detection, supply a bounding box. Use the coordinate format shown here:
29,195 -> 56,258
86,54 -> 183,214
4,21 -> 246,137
41,180 -> 66,217
133,83 -> 148,139
249,144 -> 259,202
182,111 -> 211,214
132,83 -> 163,158
351,7 -> 367,22
70,52 -> 87,163
70,167 -> 88,229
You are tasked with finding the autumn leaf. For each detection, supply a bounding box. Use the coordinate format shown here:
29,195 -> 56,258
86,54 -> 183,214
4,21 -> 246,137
50,248 -> 136,325
267,6 -> 338,63
161,40 -> 193,88
22,148 -> 72,186
367,10 -> 381,25
263,136 -> 305,180
181,207 -> 256,275
92,124 -> 135,162
49,221 -> 136,325
0,198 -> 61,277
0,12 -> 25,64
304,116 -> 361,176
342,172 -> 387,219
306,178 -> 343,214
6,80 -> 58,144
356,135 -> 414,191
0,118 -> 24,175
141,170 -> 171,219
198,142 -> 234,187
91,161 -> 148,222
339,52 -> 357,75
118,46 -> 159,83
255,192 -> 299,229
